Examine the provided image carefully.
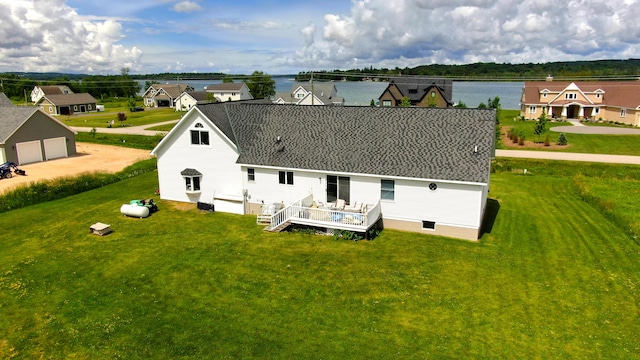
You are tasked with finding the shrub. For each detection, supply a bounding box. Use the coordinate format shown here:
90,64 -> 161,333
544,135 -> 550,147
518,136 -> 525,146
557,133 -> 568,146
117,112 -> 127,122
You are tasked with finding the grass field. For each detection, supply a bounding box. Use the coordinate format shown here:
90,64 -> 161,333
499,110 -> 640,155
0,159 -> 638,359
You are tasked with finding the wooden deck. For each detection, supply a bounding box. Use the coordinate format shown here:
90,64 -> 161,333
260,195 -> 381,233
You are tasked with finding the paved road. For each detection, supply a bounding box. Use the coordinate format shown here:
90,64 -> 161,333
496,150 -> 640,165
71,120 -> 179,136
551,119 -> 640,134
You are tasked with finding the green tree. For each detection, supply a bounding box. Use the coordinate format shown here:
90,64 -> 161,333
222,76 -> 234,83
453,100 -> 467,108
127,96 -> 137,113
400,96 -> 411,107
370,99 -> 375,106
533,113 -> 548,142
557,133 -> 568,146
205,92 -> 217,103
244,71 -> 276,99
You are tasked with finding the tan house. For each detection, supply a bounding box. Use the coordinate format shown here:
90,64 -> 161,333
521,79 -> 640,126
143,84 -> 193,108
37,93 -> 98,116
30,85 -> 74,104
378,77 -> 453,107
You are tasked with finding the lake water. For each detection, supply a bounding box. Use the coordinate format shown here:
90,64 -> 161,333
138,78 -> 523,110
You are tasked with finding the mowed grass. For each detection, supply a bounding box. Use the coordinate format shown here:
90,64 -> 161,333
62,107 -> 181,128
499,109 -> 640,155
0,164 -> 639,358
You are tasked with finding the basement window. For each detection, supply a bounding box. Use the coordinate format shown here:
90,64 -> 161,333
422,221 -> 436,230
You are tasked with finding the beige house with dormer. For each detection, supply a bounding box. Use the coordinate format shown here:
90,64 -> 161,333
521,78 -> 640,126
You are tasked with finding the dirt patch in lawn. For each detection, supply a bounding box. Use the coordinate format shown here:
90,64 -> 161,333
0,143 -> 153,195
501,126 -> 572,150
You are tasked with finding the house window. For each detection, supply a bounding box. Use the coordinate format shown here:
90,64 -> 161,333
49,106 -> 53,112
594,107 -> 600,114
429,183 -> 438,191
542,93 -> 547,98
382,100 -> 391,107
296,93 -> 304,99
381,179 -> 395,201
74,105 -> 78,111
279,171 -> 293,185
185,176 -> 201,192
620,109 -> 626,118
565,93 -> 577,100
190,124 -> 210,145
422,220 -> 436,230
431,91 -> 436,98
596,93 -> 601,98
181,168 -> 202,192
248,168 -> 255,182
88,104 -> 92,110
528,106 -> 537,114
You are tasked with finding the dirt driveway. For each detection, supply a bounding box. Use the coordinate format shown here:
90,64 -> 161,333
0,143 -> 153,195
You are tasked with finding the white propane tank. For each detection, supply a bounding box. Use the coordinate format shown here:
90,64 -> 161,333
120,204 -> 150,218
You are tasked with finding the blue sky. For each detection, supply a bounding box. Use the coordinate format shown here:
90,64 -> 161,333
1,0 -> 639,75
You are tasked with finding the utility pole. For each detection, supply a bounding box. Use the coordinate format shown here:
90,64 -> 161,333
311,72 -> 314,105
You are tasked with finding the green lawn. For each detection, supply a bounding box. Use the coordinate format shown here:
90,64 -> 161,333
62,107 -> 181,128
0,160 -> 638,359
499,110 -> 640,155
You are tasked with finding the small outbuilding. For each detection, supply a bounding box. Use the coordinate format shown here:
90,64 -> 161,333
0,105 -> 77,164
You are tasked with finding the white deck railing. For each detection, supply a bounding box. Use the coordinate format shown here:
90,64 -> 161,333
264,197 -> 381,232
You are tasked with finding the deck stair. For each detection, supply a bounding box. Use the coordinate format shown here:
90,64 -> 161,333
266,220 -> 291,232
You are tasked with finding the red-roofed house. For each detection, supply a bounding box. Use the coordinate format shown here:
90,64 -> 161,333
520,79 -> 640,126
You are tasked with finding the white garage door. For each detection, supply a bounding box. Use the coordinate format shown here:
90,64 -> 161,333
16,140 -> 43,165
44,137 -> 68,160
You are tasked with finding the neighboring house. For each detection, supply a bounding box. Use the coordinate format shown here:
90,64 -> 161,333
273,83 -> 344,105
0,92 -> 14,107
151,102 -> 495,241
378,77 -> 453,107
30,85 -> 74,104
142,84 -> 193,108
0,106 -> 77,164
175,91 -> 210,111
204,83 -> 253,102
521,78 -> 640,126
36,93 -> 98,116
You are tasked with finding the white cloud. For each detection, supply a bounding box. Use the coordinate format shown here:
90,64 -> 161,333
173,1 -> 201,13
290,0 -> 640,71
0,0 -> 141,73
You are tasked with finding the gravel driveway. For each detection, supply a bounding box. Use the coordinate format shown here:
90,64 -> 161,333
0,143 -> 152,195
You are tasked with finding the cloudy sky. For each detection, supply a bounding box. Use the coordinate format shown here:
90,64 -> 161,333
1,0 -> 639,75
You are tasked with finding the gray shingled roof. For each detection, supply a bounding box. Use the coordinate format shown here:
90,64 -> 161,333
186,91 -> 208,101
0,93 -> 14,107
181,168 -> 202,176
0,107 -> 38,143
40,93 -> 97,106
385,77 -> 453,104
196,103 -> 495,184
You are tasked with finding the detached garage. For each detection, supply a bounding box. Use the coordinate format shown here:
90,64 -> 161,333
0,107 -> 76,165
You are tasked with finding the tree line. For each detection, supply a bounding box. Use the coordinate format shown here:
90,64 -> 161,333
0,68 -> 139,101
295,58 -> 640,81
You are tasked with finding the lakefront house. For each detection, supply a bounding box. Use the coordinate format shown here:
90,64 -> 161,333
151,101 -> 495,241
